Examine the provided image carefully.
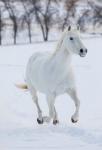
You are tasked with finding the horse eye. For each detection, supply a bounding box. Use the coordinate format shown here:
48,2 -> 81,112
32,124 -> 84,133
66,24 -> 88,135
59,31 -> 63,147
70,37 -> 73,40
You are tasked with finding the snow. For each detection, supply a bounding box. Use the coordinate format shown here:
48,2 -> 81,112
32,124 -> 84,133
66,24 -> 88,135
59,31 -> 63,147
0,36 -> 102,150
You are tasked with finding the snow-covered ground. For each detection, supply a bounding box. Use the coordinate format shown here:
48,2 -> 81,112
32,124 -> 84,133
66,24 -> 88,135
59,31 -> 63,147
0,36 -> 102,150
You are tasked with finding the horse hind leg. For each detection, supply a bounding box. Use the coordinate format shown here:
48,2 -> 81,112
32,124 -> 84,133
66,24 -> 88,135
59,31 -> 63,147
32,92 -> 53,124
46,94 -> 59,125
28,85 -> 43,124
32,93 -> 57,124
53,106 -> 59,125
33,95 -> 43,124
29,85 -> 53,124
32,91 -> 53,124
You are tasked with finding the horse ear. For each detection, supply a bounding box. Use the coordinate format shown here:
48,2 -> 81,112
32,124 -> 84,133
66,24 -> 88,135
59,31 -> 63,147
68,26 -> 71,31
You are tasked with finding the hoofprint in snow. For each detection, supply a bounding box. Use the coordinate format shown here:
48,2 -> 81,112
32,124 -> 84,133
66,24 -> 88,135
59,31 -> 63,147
0,35 -> 102,150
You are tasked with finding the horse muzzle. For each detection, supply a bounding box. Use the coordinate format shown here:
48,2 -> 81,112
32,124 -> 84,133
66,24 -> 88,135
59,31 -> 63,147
79,48 -> 87,57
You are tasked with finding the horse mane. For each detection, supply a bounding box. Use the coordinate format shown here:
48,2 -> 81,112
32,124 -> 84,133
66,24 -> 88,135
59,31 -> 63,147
55,29 -> 68,54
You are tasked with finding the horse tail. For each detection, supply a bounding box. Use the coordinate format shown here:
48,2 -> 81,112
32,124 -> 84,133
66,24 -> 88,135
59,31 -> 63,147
15,83 -> 28,90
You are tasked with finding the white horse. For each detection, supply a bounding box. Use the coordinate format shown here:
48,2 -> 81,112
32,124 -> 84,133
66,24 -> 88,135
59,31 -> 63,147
17,26 -> 87,125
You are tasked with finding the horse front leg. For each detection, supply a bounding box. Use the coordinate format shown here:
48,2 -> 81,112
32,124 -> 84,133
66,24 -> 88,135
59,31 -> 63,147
67,89 -> 80,123
46,94 -> 59,125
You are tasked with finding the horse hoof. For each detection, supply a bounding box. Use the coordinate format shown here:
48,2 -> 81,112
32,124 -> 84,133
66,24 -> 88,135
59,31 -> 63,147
53,120 -> 59,125
71,118 -> 78,123
37,118 -> 43,124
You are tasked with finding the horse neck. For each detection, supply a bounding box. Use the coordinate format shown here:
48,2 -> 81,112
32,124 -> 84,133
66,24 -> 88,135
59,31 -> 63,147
52,40 -> 72,66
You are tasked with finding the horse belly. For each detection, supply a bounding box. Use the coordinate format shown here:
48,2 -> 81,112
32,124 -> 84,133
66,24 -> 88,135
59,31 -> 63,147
55,77 -> 76,95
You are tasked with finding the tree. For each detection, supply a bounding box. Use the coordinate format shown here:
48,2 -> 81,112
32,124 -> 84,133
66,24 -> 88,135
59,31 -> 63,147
61,0 -> 79,30
21,0 -> 33,43
77,9 -> 91,31
88,0 -> 102,27
31,0 -> 58,41
2,0 -> 19,44
0,7 -> 3,45
0,1 -> 5,45
78,0 -> 102,31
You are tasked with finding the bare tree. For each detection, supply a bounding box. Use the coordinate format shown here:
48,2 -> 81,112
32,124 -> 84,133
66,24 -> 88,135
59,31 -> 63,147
88,0 -> 102,27
20,0 -> 34,43
31,0 -> 58,41
0,7 -> 3,45
61,0 -> 79,30
78,0 -> 102,31
0,1 -> 5,45
2,0 -> 19,44
77,9 -> 91,31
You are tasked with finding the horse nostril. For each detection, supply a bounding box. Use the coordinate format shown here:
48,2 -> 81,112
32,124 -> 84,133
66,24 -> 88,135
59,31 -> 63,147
80,49 -> 83,53
85,49 -> 88,53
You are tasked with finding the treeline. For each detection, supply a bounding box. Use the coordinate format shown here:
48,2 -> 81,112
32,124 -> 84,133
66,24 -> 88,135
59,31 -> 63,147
0,0 -> 102,45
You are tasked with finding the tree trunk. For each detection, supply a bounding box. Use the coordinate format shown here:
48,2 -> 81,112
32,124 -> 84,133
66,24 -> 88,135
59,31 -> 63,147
34,7 -> 49,42
45,25 -> 49,41
62,12 -> 69,31
0,31 -> 1,45
41,25 -> 49,41
40,24 -> 46,41
14,34 -> 16,44
13,22 -> 17,44
14,30 -> 17,44
0,11 -> 2,45
28,23 -> 32,43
